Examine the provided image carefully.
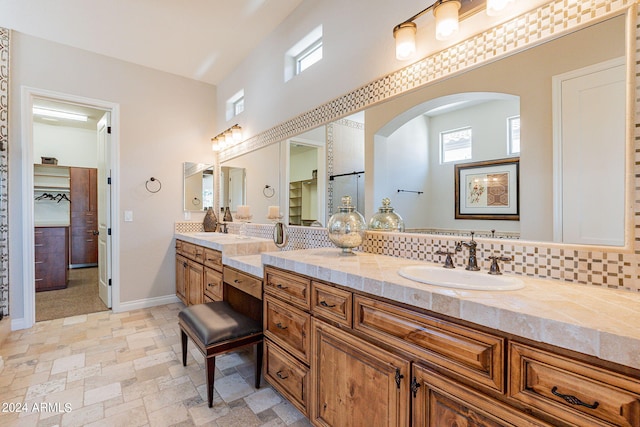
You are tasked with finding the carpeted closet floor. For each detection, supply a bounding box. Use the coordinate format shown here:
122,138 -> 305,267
36,267 -> 109,322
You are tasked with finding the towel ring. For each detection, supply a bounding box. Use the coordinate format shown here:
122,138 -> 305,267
263,185 -> 275,198
145,177 -> 162,193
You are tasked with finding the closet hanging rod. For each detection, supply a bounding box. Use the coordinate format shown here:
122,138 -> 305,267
397,189 -> 423,195
329,170 -> 365,181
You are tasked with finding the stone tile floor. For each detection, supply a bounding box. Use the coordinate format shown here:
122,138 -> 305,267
0,303 -> 312,426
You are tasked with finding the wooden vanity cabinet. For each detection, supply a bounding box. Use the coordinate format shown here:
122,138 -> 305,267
263,266 -> 312,415
175,239 -> 222,306
263,265 -> 640,427
311,318 -> 410,427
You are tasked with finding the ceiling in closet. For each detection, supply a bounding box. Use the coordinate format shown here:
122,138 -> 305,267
0,0 -> 303,85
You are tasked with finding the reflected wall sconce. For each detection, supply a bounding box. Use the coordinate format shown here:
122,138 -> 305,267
211,124 -> 242,151
393,0 -> 514,60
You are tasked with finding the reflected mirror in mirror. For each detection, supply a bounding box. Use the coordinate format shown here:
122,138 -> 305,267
183,162 -> 214,211
365,15 -> 626,246
220,142 -> 279,222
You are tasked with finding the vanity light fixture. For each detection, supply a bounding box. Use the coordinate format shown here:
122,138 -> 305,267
211,124 -> 242,151
393,0 -> 514,60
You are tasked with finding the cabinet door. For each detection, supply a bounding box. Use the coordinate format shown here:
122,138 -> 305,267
412,365 -> 551,427
175,254 -> 188,305
311,318 -> 410,427
187,260 -> 204,305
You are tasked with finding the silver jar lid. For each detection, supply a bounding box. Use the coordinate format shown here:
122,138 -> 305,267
368,198 -> 405,232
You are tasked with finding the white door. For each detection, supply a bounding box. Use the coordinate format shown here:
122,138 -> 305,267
97,113 -> 112,307
555,59 -> 625,245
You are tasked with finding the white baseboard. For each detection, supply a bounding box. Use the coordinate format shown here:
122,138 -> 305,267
11,316 -> 29,331
115,294 -> 180,313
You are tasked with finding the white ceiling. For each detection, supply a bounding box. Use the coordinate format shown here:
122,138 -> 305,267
0,0 -> 303,86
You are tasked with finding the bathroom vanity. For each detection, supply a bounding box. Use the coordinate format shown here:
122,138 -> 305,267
261,248 -> 640,427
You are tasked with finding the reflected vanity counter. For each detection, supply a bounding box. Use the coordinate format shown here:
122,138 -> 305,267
261,247 -> 640,370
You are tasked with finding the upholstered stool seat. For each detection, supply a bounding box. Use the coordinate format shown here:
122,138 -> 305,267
179,301 -> 263,407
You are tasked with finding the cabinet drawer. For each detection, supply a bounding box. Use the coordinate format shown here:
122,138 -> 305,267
311,281 -> 352,328
224,267 -> 262,300
509,342 -> 640,427
265,339 -> 309,416
414,364 -> 553,427
203,248 -> 222,270
264,294 -> 310,364
180,241 -> 204,262
204,267 -> 223,301
354,295 -> 505,393
265,267 -> 310,310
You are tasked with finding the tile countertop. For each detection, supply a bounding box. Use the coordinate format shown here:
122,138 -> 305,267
261,247 -> 640,371
174,232 -> 273,279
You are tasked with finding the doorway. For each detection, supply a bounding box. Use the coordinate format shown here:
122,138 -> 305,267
22,88 -> 119,327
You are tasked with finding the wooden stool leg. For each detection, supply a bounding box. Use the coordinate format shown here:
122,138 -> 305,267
181,330 -> 188,367
206,356 -> 216,408
255,341 -> 263,389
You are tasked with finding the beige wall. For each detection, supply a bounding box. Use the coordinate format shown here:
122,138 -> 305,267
9,32 -> 217,320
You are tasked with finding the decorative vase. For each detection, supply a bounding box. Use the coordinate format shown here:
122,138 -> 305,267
368,198 -> 405,232
327,195 -> 367,254
223,206 -> 233,222
203,207 -> 218,232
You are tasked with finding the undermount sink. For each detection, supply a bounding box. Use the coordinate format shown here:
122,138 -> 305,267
398,265 -> 525,291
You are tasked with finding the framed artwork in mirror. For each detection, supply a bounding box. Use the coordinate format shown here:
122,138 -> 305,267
455,158 -> 520,220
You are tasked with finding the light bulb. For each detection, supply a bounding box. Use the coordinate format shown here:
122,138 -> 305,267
486,0 -> 514,16
394,22 -> 417,60
434,0 -> 461,41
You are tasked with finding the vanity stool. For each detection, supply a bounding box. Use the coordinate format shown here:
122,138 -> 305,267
178,301 -> 263,407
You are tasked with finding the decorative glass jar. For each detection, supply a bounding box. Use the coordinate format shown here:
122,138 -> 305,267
368,198 -> 405,232
327,196 -> 367,254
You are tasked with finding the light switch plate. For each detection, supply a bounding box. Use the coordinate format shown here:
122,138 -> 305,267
124,210 -> 133,222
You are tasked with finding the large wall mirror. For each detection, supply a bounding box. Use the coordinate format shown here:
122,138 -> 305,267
218,6 -> 630,248
220,143 -> 279,221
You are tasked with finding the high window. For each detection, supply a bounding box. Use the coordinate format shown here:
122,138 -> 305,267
226,90 -> 244,121
440,127 -> 472,163
285,26 -> 323,82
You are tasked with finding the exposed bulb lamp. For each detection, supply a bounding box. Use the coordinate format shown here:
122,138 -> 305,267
434,0 -> 461,40
211,124 -> 242,151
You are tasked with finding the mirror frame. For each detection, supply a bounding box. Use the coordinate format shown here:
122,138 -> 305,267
218,0 -> 636,253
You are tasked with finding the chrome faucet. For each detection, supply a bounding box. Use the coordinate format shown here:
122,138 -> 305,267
458,231 -> 480,271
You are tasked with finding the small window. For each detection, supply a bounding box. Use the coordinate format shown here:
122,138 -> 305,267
233,97 -> 245,116
441,127 -> 472,163
285,25 -> 323,82
226,89 -> 244,121
508,115 -> 520,154
295,39 -> 323,74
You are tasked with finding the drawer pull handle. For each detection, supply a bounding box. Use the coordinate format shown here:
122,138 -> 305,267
276,371 -> 289,380
275,322 -> 288,330
319,300 -> 336,308
234,279 -> 242,284
551,386 -> 599,410
275,283 -> 288,290
34,244 -> 44,247
195,253 -> 202,258
207,283 -> 215,288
